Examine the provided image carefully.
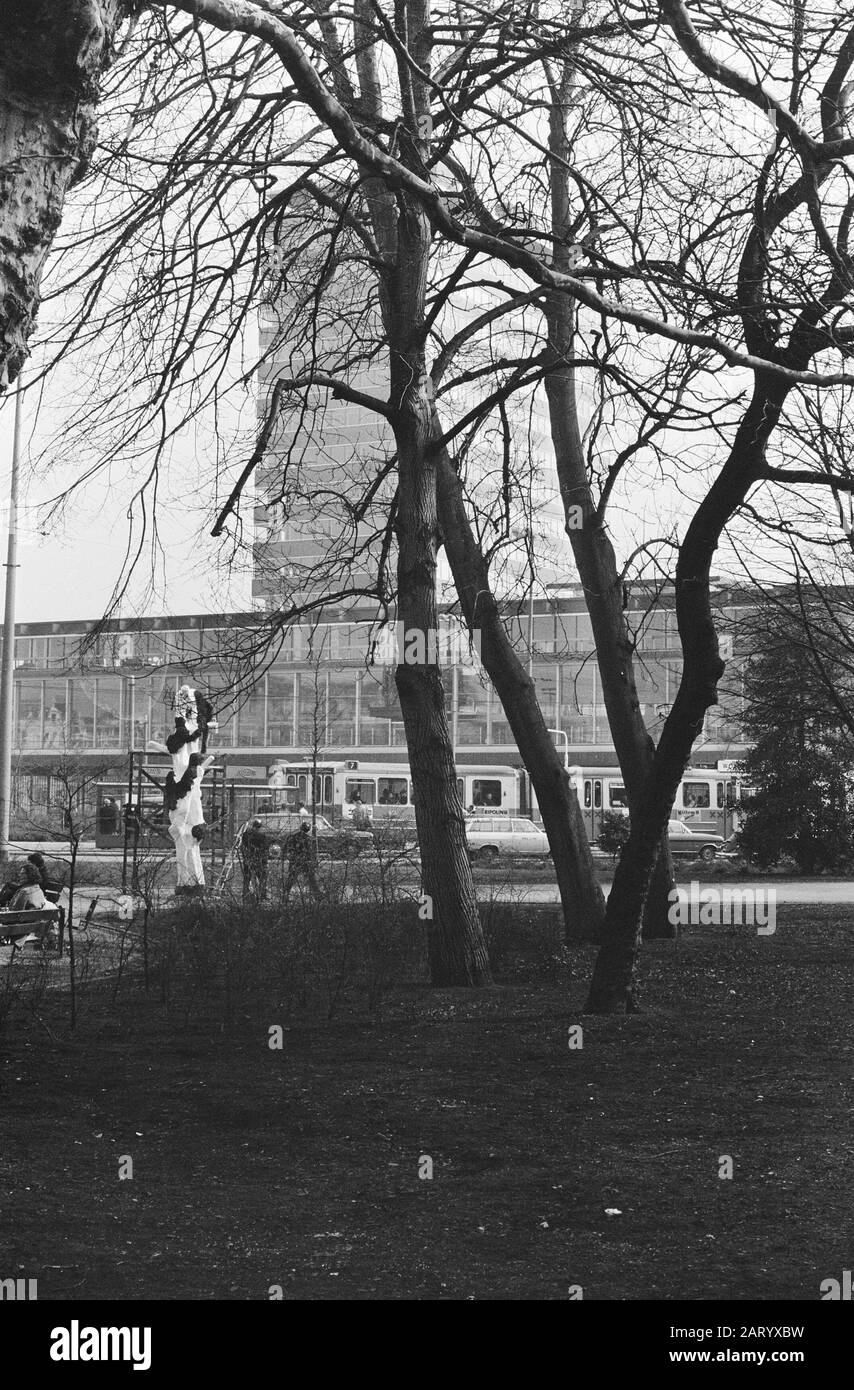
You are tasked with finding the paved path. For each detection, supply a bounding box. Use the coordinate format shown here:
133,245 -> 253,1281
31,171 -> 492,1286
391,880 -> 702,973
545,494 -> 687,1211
470,878 -> 854,905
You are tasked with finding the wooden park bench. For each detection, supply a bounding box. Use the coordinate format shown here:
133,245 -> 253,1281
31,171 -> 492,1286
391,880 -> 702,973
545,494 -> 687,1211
0,906 -> 63,957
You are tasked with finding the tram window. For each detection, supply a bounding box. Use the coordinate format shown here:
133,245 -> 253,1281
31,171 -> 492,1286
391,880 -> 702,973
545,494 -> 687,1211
609,784 -> 629,808
346,778 -> 376,805
593,781 -> 602,809
378,777 -> 408,806
323,774 -> 333,804
683,781 -> 711,808
716,782 -> 726,808
471,778 -> 501,808
584,781 -> 592,809
281,774 -> 300,807
457,778 -> 464,802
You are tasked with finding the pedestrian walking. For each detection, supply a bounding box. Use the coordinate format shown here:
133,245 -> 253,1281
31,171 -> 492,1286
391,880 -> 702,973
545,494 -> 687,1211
283,821 -> 322,901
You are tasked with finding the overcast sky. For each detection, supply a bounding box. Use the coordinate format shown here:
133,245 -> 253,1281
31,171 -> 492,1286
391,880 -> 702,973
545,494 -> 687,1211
0,372 -> 254,626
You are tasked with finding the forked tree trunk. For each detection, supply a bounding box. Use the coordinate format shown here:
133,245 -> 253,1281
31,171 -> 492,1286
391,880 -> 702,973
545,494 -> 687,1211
0,0 -> 129,382
435,441 -> 606,942
544,62 -> 676,940
585,380 -> 789,1011
543,347 -> 676,940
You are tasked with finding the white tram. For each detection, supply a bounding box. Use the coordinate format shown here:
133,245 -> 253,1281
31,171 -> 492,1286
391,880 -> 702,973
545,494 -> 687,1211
564,764 -> 743,842
266,759 -> 520,823
265,757 -> 744,841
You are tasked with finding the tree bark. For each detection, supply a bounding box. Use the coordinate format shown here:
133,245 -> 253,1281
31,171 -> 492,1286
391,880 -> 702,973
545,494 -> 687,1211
434,437 -> 606,942
0,0 -> 130,382
390,271 -> 492,986
383,42 -> 491,985
541,333 -> 676,939
585,378 -> 789,1011
543,62 -> 675,940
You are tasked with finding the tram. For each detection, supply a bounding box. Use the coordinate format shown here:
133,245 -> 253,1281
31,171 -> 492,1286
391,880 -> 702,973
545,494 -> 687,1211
265,759 -> 521,823
563,764 -> 743,842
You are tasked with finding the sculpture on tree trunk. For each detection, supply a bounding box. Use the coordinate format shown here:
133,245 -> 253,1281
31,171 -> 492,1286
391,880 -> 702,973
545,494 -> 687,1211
163,685 -> 217,893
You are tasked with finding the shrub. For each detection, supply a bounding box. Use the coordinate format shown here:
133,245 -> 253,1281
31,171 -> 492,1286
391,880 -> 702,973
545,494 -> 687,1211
146,897 -> 429,1027
597,809 -> 630,858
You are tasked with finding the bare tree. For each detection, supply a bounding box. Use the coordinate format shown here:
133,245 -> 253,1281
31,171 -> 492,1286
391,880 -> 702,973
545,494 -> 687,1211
7,2 -> 854,1012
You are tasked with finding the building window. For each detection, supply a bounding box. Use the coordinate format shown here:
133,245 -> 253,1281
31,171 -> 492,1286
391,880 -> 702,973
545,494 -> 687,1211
327,670 -> 356,746
43,680 -> 68,750
95,678 -> 122,749
457,670 -> 488,745
236,681 -> 266,747
297,669 -> 328,746
15,679 -> 42,749
68,677 -> 95,749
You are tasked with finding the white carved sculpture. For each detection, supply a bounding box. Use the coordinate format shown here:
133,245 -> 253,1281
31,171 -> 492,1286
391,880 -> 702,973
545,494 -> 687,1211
164,685 -> 217,893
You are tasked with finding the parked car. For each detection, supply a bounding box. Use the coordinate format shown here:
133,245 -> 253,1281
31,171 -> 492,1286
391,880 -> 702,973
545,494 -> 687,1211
465,815 -> 550,864
241,810 -> 372,859
666,818 -> 726,862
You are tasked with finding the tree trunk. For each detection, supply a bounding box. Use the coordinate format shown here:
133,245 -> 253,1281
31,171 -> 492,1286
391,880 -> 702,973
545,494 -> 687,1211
585,379 -> 789,1011
544,63 -> 676,940
435,440 -> 606,942
542,301 -> 676,940
0,0 -> 129,382
388,178 -> 491,988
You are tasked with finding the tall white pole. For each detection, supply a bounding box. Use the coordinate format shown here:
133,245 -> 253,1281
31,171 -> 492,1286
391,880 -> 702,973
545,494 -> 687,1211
0,374 -> 22,863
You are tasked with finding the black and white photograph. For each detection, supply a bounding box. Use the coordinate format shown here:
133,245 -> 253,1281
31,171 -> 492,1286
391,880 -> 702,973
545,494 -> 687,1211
0,0 -> 852,1355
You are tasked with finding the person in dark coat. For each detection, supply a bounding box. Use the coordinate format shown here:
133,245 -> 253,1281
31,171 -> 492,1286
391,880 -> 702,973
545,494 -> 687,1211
27,853 -> 63,900
240,819 -> 269,901
0,859 -> 32,907
283,821 -> 322,901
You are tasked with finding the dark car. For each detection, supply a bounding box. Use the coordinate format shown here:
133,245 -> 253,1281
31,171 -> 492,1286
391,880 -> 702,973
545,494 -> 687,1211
666,818 -> 726,863
240,811 -> 372,859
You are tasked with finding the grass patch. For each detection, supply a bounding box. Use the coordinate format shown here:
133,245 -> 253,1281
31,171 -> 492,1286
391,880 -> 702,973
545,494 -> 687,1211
1,903 -> 852,1300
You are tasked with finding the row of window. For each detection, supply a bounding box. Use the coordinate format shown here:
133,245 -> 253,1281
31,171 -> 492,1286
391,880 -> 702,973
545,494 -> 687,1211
11,605 -> 747,673
10,665 -> 745,754
583,780 -> 730,810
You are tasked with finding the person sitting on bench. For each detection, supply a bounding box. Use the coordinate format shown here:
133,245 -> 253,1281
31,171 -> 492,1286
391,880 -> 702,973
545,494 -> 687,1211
0,859 -> 33,907
6,863 -> 48,912
0,863 -> 59,949
26,853 -> 63,901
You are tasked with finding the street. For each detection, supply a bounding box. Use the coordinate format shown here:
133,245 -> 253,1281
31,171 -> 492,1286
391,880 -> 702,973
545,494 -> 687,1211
474,878 -> 854,906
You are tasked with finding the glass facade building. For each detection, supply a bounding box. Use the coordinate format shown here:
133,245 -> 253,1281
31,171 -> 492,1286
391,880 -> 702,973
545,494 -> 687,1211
0,587 -> 751,776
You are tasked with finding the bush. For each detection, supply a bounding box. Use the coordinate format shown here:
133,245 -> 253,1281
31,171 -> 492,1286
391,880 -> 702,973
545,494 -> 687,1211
147,897 -> 429,1027
597,809 -> 630,858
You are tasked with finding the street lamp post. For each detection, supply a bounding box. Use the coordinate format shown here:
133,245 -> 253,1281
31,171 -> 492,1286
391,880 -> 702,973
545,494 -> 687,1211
548,727 -> 570,770
0,374 -> 23,864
